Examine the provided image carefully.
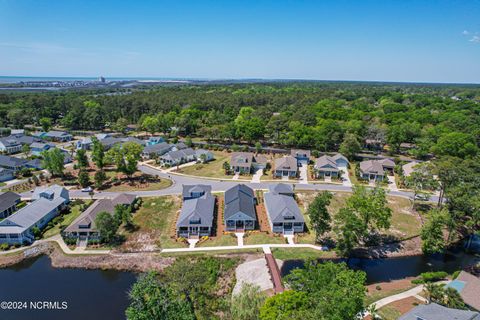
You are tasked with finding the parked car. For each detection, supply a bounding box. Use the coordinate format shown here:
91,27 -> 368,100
81,186 -> 93,192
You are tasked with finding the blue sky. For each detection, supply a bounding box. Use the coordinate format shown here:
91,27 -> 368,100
0,0 -> 479,83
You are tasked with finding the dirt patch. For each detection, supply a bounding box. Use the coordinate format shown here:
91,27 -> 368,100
255,204 -> 271,233
367,277 -> 416,295
388,296 -> 424,314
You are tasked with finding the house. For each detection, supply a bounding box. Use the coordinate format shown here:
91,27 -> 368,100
314,154 -> 349,178
121,137 -> 146,146
159,148 -> 196,166
25,158 -> 43,170
0,155 -> 28,172
291,149 -> 311,162
171,142 -> 187,150
0,191 -> 21,218
364,138 -> 384,151
146,136 -> 165,146
76,133 -> 112,150
0,185 -> 69,244
398,303 -> 480,320
14,135 -> 41,145
264,183 -> 304,234
359,158 -> 395,181
0,137 -> 22,154
224,184 -> 256,231
195,149 -> 214,163
10,129 -> 25,137
446,271 -> 480,311
0,168 -> 15,182
30,142 -> 55,156
100,137 -> 122,150
268,183 -> 295,196
273,156 -> 298,178
182,184 -> 212,200
230,152 -> 268,174
142,142 -> 172,159
230,152 -> 254,174
44,131 -> 73,142
63,194 -> 136,241
177,185 -> 215,238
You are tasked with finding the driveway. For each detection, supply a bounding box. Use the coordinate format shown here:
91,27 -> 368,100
251,168 -> 263,183
387,175 -> 398,191
298,162 -> 308,184
338,166 -> 352,187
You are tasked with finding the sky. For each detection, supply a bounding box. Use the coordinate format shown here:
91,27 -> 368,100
0,0 -> 479,83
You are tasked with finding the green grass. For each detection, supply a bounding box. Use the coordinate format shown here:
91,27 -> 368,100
243,232 -> 286,245
160,248 -> 263,257
377,306 -> 402,320
104,177 -> 172,192
365,284 -> 417,305
129,196 -> 186,249
176,151 -> 234,179
197,234 -> 238,247
42,201 -> 91,239
271,247 -> 336,260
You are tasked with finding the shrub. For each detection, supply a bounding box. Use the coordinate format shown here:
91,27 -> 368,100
452,270 -> 461,279
0,243 -> 10,251
412,271 -> 449,284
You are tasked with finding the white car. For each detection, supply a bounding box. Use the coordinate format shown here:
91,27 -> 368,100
81,186 -> 93,192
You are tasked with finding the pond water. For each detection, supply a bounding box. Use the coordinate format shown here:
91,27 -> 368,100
281,249 -> 480,284
0,255 -> 136,320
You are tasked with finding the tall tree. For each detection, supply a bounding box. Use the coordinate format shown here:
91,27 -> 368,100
76,149 -> 89,169
106,142 -> 143,179
39,117 -> 52,132
126,272 -> 195,320
421,208 -> 448,254
91,136 -> 105,170
259,290 -> 308,320
339,133 -> 361,160
230,283 -> 266,320
306,191 -> 333,242
95,211 -> 119,243
41,148 -> 65,177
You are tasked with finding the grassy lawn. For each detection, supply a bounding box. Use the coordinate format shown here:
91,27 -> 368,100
104,177 -> 172,192
42,200 -> 92,239
295,191 -> 421,244
197,233 -> 238,247
126,196 -> 186,249
160,248 -> 264,257
244,232 -> 286,245
377,306 -> 402,320
175,151 -> 236,179
271,248 -> 336,260
365,279 -> 417,305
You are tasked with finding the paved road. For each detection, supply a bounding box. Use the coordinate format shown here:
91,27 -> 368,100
23,164 -> 439,202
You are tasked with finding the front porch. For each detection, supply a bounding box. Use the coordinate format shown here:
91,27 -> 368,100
178,226 -> 211,238
225,219 -> 255,232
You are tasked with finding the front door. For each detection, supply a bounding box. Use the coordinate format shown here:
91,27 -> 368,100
236,220 -> 244,231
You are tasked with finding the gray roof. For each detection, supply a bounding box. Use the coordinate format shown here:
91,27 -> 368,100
31,184 -> 69,202
291,149 -> 311,158
65,194 -> 135,233
182,184 -> 212,199
268,183 -> 294,195
0,191 -> 20,213
398,303 -> 480,320
161,148 -> 195,161
0,137 -> 21,147
315,155 -> 340,171
142,142 -> 171,155
0,155 -> 28,169
452,271 -> 480,311
15,135 -> 41,145
100,137 -> 122,148
224,184 -> 256,221
264,191 -> 304,224
30,142 -> 53,149
195,149 -> 213,157
230,152 -> 254,168
121,137 -> 146,146
359,160 -> 385,175
45,131 -> 71,138
274,156 -> 298,171
176,193 -> 215,229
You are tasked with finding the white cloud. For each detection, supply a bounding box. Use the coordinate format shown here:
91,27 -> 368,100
469,36 -> 480,43
462,30 -> 470,35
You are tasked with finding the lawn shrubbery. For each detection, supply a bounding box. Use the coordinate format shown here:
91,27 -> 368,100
411,271 -> 448,284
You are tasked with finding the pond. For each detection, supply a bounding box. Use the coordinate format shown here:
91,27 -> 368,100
0,255 -> 136,320
281,249 -> 480,284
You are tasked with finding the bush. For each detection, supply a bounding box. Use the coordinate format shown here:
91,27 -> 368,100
452,270 -> 461,279
0,243 -> 10,251
412,271 -> 449,284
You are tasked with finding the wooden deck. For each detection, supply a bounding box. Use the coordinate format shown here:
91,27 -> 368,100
265,253 -> 284,293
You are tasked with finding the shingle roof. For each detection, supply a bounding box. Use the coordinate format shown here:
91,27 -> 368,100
398,303 -> 480,320
142,142 -> 171,155
31,184 -> 69,201
452,271 -> 480,311
274,156 -> 298,171
315,155 -> 339,171
359,160 -> 385,175
224,184 -> 256,221
291,149 -> 311,158
268,183 -> 294,195
0,191 -> 20,213
264,192 -> 304,223
46,131 -> 71,137
182,184 -> 212,199
0,137 -> 21,147
0,197 -> 65,234
0,155 -> 28,169
176,193 -> 215,228
230,152 -> 254,168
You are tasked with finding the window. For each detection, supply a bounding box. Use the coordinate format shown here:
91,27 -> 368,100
294,222 -> 303,226
273,223 -> 283,227
284,216 -> 295,220
189,219 -> 201,224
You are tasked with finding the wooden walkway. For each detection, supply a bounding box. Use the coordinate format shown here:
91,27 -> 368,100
265,253 -> 284,293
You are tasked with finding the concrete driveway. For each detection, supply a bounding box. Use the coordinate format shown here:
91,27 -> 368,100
387,175 -> 398,191
299,162 -> 308,184
251,168 -> 263,183
338,166 -> 352,187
